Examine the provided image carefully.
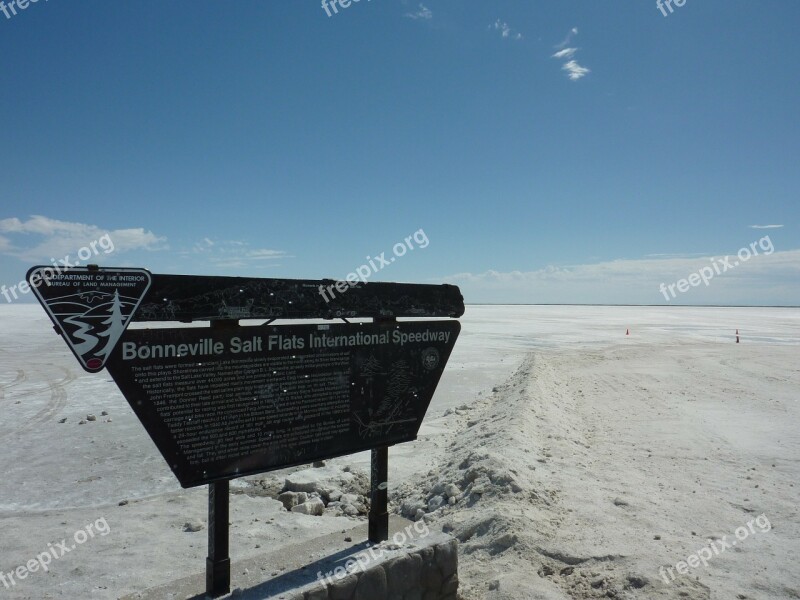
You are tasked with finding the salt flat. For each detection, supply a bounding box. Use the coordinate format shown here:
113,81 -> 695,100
0,304 -> 798,599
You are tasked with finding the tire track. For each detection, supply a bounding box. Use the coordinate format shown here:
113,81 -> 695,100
29,366 -> 74,428
0,367 -> 74,440
2,369 -> 72,400
0,369 -> 26,391
0,369 -> 26,404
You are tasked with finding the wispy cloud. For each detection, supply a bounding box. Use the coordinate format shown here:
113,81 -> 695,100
552,47 -> 577,60
491,19 -> 523,41
750,224 -> 784,229
555,27 -> 578,50
404,3 -> 432,20
562,60 -> 590,81
644,252 -> 709,259
0,215 -> 166,261
552,27 -> 590,81
186,237 -> 290,270
442,247 -> 800,305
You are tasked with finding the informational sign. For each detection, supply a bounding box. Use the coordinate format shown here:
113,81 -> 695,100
26,266 -> 152,372
27,265 -> 464,595
105,320 -> 460,487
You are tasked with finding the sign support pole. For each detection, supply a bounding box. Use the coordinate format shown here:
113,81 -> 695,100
369,316 -> 394,543
206,479 -> 231,597
369,446 -> 389,543
206,320 -> 236,597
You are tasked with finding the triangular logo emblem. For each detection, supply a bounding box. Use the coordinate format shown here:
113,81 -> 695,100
27,267 -> 152,373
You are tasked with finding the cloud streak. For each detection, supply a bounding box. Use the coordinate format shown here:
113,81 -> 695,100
562,60 -> 591,81
442,247 -> 800,305
0,215 -> 166,262
492,19 -> 523,41
186,237 -> 290,271
552,47 -> 577,59
552,27 -> 590,81
555,27 -> 578,50
404,3 -> 432,20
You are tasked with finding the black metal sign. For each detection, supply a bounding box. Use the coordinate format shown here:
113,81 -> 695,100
105,320 -> 460,487
132,274 -> 463,322
26,266 -> 152,372
27,265 -> 464,596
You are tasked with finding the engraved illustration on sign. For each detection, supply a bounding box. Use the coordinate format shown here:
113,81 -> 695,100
27,267 -> 152,373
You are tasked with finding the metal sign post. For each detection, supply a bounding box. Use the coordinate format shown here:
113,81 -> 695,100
206,480 -> 231,597
369,446 -> 389,543
206,320 -> 235,597
368,315 -> 394,544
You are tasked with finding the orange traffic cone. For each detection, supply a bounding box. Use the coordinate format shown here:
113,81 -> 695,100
736,329 -> 740,343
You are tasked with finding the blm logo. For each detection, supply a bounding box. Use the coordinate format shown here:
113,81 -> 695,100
27,267 -> 152,373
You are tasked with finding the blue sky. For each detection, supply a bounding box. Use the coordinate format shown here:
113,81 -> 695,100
1,0 -> 798,305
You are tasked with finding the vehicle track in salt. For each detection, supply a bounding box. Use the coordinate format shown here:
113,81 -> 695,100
0,369 -> 26,397
0,366 -> 74,440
